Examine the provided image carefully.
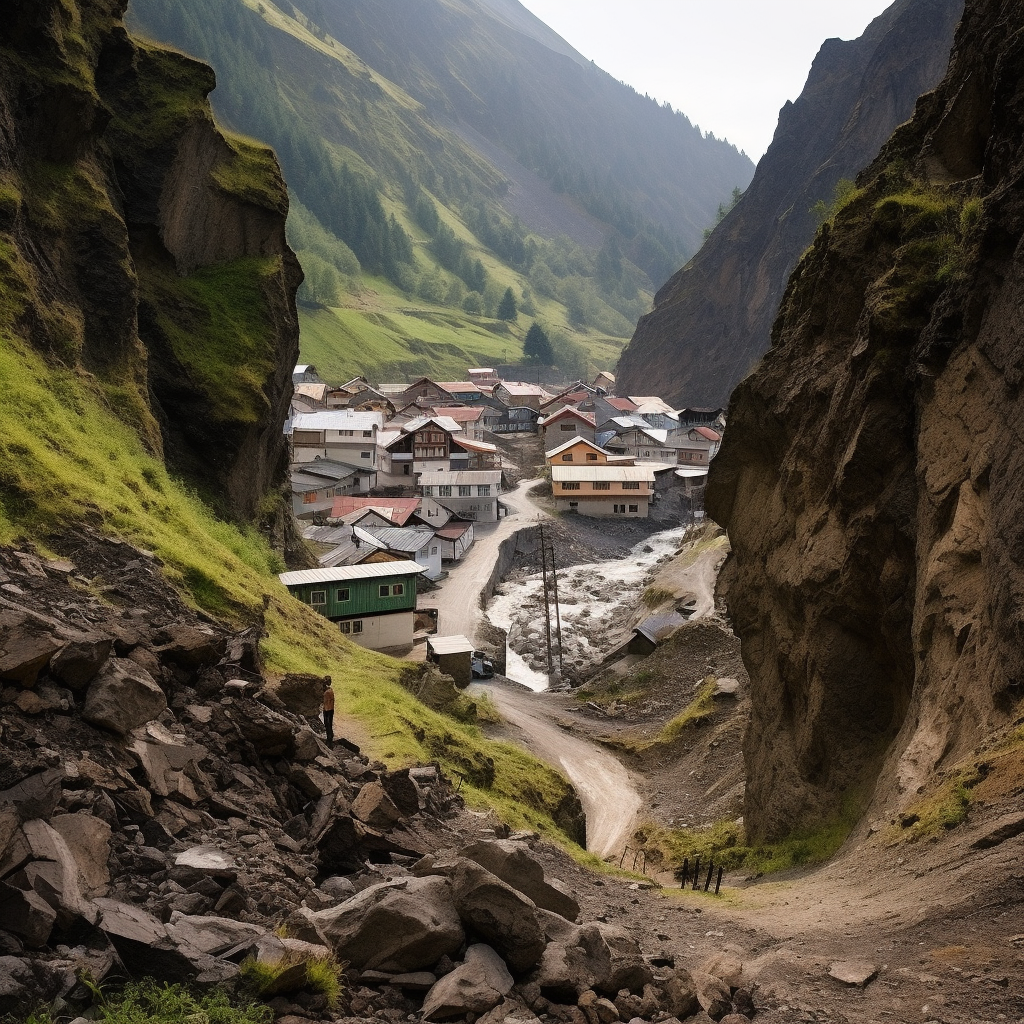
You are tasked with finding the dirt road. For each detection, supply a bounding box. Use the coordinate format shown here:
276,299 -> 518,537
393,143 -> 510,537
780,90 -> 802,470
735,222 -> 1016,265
427,477 -> 547,642
472,679 -> 643,859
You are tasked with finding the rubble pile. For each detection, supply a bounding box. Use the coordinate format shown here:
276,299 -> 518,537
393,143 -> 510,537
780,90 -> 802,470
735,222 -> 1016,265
0,534 -> 758,1022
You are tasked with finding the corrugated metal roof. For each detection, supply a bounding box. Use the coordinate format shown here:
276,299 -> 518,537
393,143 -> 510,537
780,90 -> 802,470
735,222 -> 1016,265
280,560 -> 426,586
330,497 -> 420,525
551,466 -> 655,482
693,426 -> 722,441
675,468 -> 708,478
436,522 -> 473,539
457,438 -> 498,454
418,470 -> 502,485
628,396 -> 676,415
290,411 -> 382,431
360,526 -> 435,552
496,382 -> 551,396
294,383 -> 327,400
428,635 -> 475,655
403,415 -> 463,434
432,405 -> 484,421
636,611 -> 686,644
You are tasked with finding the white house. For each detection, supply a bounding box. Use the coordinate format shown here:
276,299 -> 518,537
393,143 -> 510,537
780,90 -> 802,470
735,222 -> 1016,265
419,469 -> 503,522
289,410 -> 383,469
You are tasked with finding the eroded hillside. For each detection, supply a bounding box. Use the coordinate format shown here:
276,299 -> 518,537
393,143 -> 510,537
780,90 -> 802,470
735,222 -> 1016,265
707,0 -> 1024,844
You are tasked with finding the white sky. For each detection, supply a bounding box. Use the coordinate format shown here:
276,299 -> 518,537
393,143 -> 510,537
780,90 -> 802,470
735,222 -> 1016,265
517,0 -> 895,161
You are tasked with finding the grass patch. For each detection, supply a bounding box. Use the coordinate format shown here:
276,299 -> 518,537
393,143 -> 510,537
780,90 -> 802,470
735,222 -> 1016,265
642,585 -> 674,608
214,131 -> 289,216
240,953 -> 344,1007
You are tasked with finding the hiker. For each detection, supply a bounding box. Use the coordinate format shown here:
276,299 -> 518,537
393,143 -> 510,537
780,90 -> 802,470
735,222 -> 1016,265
322,684 -> 335,746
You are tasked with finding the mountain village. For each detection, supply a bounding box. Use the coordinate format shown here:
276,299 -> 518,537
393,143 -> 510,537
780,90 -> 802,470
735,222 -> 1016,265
282,364 -> 724,654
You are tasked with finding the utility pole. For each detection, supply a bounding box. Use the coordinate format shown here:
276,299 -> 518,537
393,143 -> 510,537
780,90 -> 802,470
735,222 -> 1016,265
538,524 -> 554,677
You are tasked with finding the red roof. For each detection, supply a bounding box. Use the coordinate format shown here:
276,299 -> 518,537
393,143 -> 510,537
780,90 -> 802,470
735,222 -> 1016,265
329,496 -> 420,525
436,522 -> 474,540
543,406 -> 596,426
431,405 -> 484,423
606,397 -> 638,412
694,426 -> 721,441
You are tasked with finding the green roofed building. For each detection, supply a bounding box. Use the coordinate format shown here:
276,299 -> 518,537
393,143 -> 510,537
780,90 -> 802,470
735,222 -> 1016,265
279,561 -> 426,651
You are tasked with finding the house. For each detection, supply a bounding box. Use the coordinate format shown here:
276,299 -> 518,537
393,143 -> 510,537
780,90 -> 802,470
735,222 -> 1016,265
430,405 -> 486,440
550,463 -> 655,517
676,427 -> 722,468
381,416 -> 499,484
677,407 -> 726,429
291,460 -> 363,517
278,562 -> 427,650
434,382 -> 488,404
492,381 -> 553,411
289,410 -> 383,470
491,405 -> 540,434
330,495 -> 420,525
419,470 -> 503,522
360,526 -> 442,580
467,368 -> 499,386
292,382 -> 328,412
629,397 -> 680,431
411,496 -> 455,530
292,364 -> 322,384
326,379 -> 396,416
592,370 -> 615,393
604,424 -> 681,464
394,378 -> 458,410
544,436 -> 619,466
435,520 -> 476,562
426,635 -> 475,689
539,406 -> 597,448
592,395 -> 638,424
302,524 -> 393,568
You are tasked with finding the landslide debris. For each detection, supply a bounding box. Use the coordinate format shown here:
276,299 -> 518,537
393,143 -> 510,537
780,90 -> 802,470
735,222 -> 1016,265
707,0 -> 1024,844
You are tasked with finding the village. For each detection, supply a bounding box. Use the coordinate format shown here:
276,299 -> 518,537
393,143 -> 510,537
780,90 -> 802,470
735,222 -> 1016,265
280,365 -> 725,669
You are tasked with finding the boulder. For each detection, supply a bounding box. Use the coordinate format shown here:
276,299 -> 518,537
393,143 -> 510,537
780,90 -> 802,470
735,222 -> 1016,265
173,845 -> 238,881
421,944 -> 515,1020
0,883 -> 57,947
82,660 -> 167,736
153,623 -> 226,670
692,971 -> 732,1021
449,860 -> 546,974
578,990 -> 619,1024
380,769 -> 421,816
351,782 -> 402,830
129,722 -> 208,803
660,968 -> 699,1019
49,813 -> 111,897
0,610 -> 63,685
699,952 -> 743,989
0,955 -> 76,1016
529,923 -> 652,1000
828,960 -> 878,986
49,638 -> 112,690
277,673 -> 329,716
460,840 -> 580,921
306,876 -> 464,972
93,898 -> 197,982
0,769 -> 64,822
233,703 -> 296,757
166,913 -> 265,955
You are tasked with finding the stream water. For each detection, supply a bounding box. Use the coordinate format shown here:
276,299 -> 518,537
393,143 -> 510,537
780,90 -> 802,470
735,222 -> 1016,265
485,525 -> 688,691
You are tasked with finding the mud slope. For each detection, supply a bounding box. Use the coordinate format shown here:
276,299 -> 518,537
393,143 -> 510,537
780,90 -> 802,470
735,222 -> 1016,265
707,0 -> 1024,842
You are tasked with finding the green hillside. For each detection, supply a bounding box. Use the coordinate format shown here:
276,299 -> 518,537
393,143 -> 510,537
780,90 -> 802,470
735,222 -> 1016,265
127,0 -> 754,384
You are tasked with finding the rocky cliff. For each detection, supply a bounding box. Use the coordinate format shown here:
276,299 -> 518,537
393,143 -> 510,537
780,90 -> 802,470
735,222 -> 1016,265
0,0 -> 301,524
707,0 -> 1024,843
616,0 -> 962,408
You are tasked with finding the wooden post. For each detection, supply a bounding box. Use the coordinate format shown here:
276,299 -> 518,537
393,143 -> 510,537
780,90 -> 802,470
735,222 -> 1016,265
692,857 -> 701,890
715,867 -> 723,895
679,858 -> 689,888
704,861 -> 714,892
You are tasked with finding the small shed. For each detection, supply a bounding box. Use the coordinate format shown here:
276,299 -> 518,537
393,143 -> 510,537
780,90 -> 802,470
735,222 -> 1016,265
427,634 -> 475,689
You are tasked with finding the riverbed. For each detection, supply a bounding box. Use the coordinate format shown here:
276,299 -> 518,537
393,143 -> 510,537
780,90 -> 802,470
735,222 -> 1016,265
485,524 -> 688,690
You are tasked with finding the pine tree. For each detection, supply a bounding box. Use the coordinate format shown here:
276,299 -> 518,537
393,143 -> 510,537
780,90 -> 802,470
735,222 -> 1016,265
497,287 -> 517,321
523,322 -> 553,364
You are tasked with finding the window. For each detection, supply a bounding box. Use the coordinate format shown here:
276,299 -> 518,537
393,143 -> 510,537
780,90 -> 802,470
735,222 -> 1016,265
439,485 -> 452,497
592,481 -> 610,491
302,491 -> 318,504
560,423 -> 574,431
561,454 -> 573,462
586,453 -> 598,461
363,430 -> 373,437
379,584 -> 390,598
430,546 -> 438,555
569,501 -> 579,509
614,504 -> 626,514
392,583 -> 404,596
310,590 -> 327,605
459,485 -> 472,496
477,485 -> 490,496
339,621 -> 350,634
622,481 -> 641,490
562,482 -> 581,491
360,451 -> 371,459
644,450 -> 651,457
336,588 -> 350,602
629,504 -> 639,513
403,465 -> 411,476
352,620 -> 363,634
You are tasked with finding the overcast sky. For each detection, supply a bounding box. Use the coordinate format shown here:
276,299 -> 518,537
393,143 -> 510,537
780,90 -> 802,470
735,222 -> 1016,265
517,0 -> 895,161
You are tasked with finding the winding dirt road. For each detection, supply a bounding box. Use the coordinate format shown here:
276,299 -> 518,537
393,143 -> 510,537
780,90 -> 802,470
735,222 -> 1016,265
471,679 -> 643,859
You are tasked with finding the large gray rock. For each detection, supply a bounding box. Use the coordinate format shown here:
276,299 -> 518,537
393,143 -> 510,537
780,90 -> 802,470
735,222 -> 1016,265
460,840 -> 580,921
307,876 -> 464,972
421,944 -> 514,1020
660,968 -> 699,1019
50,813 -> 112,896
449,860 -> 546,974
276,673 -> 329,716
0,882 -> 57,947
49,637 -> 112,690
166,914 -> 265,955
692,971 -> 732,1021
93,898 -> 197,982
351,782 -> 402,830
0,609 -> 63,685
173,845 -> 238,880
154,623 -> 226,670
0,955 -> 76,1016
0,769 -> 64,822
129,722 -> 208,803
82,660 -> 167,735
529,923 -> 652,999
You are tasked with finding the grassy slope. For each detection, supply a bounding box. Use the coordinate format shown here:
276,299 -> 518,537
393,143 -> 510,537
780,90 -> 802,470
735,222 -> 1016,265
0,333 -> 583,846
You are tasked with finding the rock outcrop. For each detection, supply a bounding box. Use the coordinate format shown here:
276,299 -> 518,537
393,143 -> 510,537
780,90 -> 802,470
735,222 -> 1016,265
616,0 -> 962,408
707,0 -> 1024,840
0,0 -> 301,523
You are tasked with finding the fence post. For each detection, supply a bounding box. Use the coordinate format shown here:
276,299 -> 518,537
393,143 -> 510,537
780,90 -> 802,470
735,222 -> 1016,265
704,861 -> 714,892
715,867 -> 723,895
679,858 -> 689,889
692,857 -> 701,891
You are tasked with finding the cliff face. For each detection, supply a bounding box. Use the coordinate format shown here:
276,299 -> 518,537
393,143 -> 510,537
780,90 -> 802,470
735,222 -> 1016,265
0,0 -> 300,523
616,0 -> 962,408
707,0 -> 1024,842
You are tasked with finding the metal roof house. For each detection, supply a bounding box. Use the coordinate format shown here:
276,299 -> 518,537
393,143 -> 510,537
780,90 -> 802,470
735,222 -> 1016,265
279,562 -> 426,651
